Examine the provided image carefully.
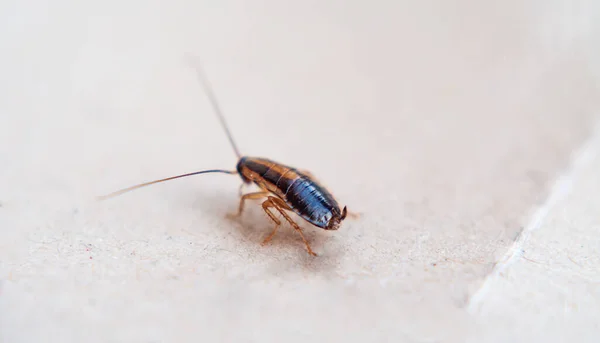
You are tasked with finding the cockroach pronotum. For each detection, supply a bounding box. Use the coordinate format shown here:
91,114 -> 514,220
97,59 -> 357,256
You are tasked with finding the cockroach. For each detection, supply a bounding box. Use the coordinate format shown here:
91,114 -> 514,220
98,61 -> 356,256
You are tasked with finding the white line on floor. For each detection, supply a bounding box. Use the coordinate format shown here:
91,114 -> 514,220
466,121 -> 600,314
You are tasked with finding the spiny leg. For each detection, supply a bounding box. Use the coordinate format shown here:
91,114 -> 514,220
260,199 -> 282,245
268,196 -> 317,256
227,191 -> 269,218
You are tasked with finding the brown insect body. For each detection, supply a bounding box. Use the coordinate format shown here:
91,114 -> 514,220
97,58 -> 353,256
236,156 -> 347,231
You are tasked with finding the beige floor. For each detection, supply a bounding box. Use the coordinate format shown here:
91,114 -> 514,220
1,1 -> 599,342
468,123 -> 600,343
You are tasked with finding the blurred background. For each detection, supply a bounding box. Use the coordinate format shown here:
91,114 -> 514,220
1,1 -> 599,342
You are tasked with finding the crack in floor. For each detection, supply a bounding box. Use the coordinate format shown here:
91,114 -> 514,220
465,120 -> 600,314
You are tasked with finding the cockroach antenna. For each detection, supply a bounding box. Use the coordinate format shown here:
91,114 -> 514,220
188,58 -> 242,159
96,169 -> 237,201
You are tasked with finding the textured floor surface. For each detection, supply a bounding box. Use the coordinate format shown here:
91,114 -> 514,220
1,1 -> 599,342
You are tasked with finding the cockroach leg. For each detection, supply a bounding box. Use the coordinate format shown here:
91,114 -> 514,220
260,198 -> 282,245
268,196 -> 317,256
227,191 -> 269,218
